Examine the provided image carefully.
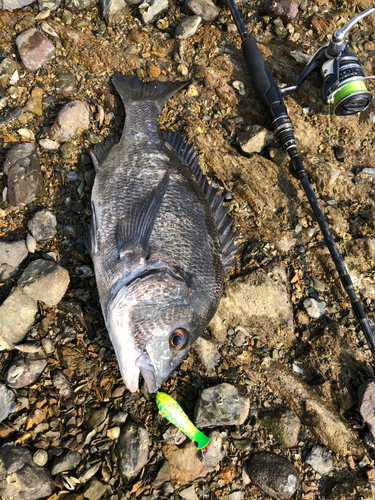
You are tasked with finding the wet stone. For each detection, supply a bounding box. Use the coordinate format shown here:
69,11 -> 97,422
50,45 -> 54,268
246,452 -> 299,500
182,0 -> 219,22
303,298 -> 325,319
238,125 -> 275,154
259,408 -> 301,448
28,209 -> 57,241
100,0 -> 128,25
175,15 -> 202,39
5,353 -> 48,389
305,446 -> 333,476
56,73 -> 78,96
51,450 -> 81,475
139,0 -> 168,24
117,417 -> 149,483
0,444 -> 53,500
0,384 -> 16,423
358,379 -> 375,438
0,287 -> 38,349
48,100 -> 90,141
16,28 -> 55,72
3,143 -> 45,207
195,383 -> 250,428
0,240 -> 28,281
18,259 -> 70,306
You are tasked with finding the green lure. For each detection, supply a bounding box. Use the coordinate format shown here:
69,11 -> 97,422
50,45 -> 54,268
156,392 -> 210,450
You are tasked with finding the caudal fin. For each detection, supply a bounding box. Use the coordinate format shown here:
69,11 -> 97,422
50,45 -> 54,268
112,73 -> 190,113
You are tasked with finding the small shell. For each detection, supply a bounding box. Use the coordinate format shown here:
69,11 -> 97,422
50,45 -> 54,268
39,138 -> 60,150
97,104 -> 105,127
35,7 -> 50,20
177,64 -> 189,77
157,18 -> 168,30
9,70 -> 19,86
40,22 -> 59,38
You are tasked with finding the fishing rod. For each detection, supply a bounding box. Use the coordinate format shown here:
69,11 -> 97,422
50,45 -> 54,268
226,0 -> 375,356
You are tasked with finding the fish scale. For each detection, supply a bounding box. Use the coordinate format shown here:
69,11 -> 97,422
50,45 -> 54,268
86,73 -> 237,393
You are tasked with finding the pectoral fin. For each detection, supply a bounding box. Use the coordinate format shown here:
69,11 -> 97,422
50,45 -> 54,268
115,172 -> 169,258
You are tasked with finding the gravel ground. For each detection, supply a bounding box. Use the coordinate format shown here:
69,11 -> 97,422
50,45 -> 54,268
1,0 -> 375,499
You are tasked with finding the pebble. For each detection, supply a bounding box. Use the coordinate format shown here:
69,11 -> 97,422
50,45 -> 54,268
26,234 -> 37,253
48,100 -> 90,142
100,0 -> 128,25
238,125 -> 275,154
65,0 -> 95,10
163,441 -> 213,483
85,407 -> 108,430
180,485 -> 199,500
24,88 -> 44,115
195,383 -> 250,428
56,73 -> 78,95
175,15 -> 202,39
0,383 -> 16,423
0,287 -> 38,349
27,209 -> 57,241
305,446 -> 333,476
182,0 -> 219,22
51,369 -> 75,408
16,28 -> 55,72
0,240 -> 28,281
201,431 -> 224,467
139,0 -> 168,24
0,58 -> 19,89
33,449 -> 48,466
39,0 -> 61,11
117,417 -> 149,483
259,0 -> 299,23
5,353 -> 48,389
51,450 -> 81,475
17,128 -> 35,141
35,7 -> 51,19
163,426 -> 186,445
260,408 -> 301,448
246,452 -> 299,500
61,9 -> 73,23
40,21 -> 59,38
0,444 -> 53,500
358,379 -> 375,438
209,263 -> 294,346
303,297 -> 325,319
192,337 -> 219,376
17,259 -> 70,306
83,479 -> 111,500
3,143 -> 45,207
39,138 -> 60,150
152,460 -> 171,488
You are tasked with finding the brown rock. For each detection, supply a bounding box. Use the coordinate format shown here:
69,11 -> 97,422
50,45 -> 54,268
162,441 -> 213,483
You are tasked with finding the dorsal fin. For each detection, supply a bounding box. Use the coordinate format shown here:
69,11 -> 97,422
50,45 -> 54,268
115,172 -> 169,258
90,136 -> 117,170
164,130 -> 238,272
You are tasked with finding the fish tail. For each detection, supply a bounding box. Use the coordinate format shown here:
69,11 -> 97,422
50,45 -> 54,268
112,73 -> 190,113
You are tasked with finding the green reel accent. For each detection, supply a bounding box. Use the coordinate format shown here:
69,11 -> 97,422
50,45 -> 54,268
156,392 -> 210,450
332,79 -> 368,106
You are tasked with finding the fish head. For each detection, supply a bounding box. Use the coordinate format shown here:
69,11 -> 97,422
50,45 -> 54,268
107,270 -> 209,393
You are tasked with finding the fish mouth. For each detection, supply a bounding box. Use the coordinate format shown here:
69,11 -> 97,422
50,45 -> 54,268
135,353 -> 159,393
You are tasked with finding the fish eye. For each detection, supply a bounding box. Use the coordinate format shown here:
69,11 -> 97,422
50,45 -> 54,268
169,328 -> 188,350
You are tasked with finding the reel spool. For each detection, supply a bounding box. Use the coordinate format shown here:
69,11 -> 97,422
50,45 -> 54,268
282,6 -> 375,116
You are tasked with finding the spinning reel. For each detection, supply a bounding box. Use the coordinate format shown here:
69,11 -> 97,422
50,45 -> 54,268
281,7 -> 375,116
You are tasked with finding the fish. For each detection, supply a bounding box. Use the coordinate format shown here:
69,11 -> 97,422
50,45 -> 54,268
85,73 -> 237,393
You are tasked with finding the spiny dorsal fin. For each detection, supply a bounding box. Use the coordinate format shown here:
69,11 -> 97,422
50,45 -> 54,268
164,130 -> 238,272
90,136 -> 117,171
115,172 -> 169,258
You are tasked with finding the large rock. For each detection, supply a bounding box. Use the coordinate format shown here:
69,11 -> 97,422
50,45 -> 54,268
0,287 -> 38,349
0,240 -> 28,281
162,441 -> 213,484
3,143 -> 45,207
18,259 -> 70,306
117,417 -> 149,483
0,444 -> 53,500
208,262 -> 294,346
48,100 -> 90,141
16,28 -> 55,72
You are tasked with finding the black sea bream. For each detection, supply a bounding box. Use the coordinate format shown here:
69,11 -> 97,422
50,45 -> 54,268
86,73 -> 237,393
